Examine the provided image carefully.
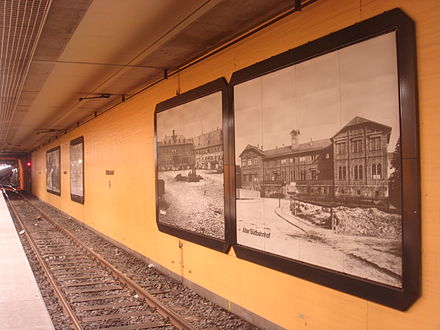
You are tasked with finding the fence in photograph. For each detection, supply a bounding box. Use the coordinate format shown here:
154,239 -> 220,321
289,196 -> 401,239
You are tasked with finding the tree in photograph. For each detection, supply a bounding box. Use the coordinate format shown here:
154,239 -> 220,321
388,137 -> 401,209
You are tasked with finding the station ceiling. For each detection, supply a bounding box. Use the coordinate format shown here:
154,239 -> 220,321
0,0 -> 316,156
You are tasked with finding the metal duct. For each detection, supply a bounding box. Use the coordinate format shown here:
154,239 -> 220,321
0,0 -> 52,149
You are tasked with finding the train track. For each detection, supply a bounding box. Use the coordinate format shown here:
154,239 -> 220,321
4,191 -> 196,330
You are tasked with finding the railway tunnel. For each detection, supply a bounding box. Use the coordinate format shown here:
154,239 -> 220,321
0,0 -> 438,329
0,160 -> 18,188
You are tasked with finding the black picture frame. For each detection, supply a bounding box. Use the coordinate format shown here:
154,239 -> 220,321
229,8 -> 420,310
46,146 -> 61,196
154,78 -> 231,252
70,136 -> 84,204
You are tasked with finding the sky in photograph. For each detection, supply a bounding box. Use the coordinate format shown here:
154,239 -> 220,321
157,91 -> 222,141
234,32 -> 400,162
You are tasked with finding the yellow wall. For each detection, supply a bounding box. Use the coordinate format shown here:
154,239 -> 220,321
31,1 -> 440,329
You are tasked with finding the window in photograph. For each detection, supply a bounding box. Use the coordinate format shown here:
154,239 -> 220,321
352,139 -> 363,153
370,136 -> 381,151
336,142 -> 346,154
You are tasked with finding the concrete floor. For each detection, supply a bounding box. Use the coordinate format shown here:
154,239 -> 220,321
0,193 -> 54,330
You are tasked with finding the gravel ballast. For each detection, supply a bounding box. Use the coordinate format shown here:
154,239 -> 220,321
13,194 -> 259,329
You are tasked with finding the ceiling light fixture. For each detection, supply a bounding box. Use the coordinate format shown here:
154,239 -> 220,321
79,93 -> 111,102
35,129 -> 67,135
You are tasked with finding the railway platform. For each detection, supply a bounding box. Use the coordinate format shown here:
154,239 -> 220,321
0,193 -> 54,330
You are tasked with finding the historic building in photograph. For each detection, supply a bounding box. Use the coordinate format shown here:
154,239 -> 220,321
193,128 -> 223,170
238,117 -> 392,202
157,130 -> 195,170
158,128 -> 223,171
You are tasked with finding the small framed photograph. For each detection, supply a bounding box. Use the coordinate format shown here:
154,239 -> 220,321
70,136 -> 84,204
46,146 -> 61,195
154,78 -> 230,252
230,9 -> 420,310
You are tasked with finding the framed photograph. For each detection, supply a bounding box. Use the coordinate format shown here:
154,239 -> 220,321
229,9 -> 420,310
154,78 -> 231,252
46,146 -> 61,196
70,136 -> 84,204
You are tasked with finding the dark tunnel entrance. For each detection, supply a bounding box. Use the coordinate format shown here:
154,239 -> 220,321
0,159 -> 20,189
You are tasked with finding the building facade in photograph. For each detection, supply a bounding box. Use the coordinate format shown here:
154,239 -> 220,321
239,117 -> 392,203
193,128 -> 223,170
157,130 -> 195,170
158,128 -> 224,171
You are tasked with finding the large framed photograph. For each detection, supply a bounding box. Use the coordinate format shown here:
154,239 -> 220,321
230,9 -> 420,310
46,146 -> 61,195
155,78 -> 230,252
70,136 -> 84,204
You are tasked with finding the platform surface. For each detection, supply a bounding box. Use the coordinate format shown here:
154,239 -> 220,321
0,193 -> 54,330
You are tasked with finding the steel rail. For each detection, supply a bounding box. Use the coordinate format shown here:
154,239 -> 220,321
20,193 -> 196,330
3,191 -> 82,330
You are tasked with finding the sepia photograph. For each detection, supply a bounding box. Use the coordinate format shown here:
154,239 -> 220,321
156,90 -> 225,240
234,32 -> 403,287
70,137 -> 84,203
46,146 -> 61,195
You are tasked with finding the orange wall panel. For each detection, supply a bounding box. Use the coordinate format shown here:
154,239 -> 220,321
31,1 -> 440,328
